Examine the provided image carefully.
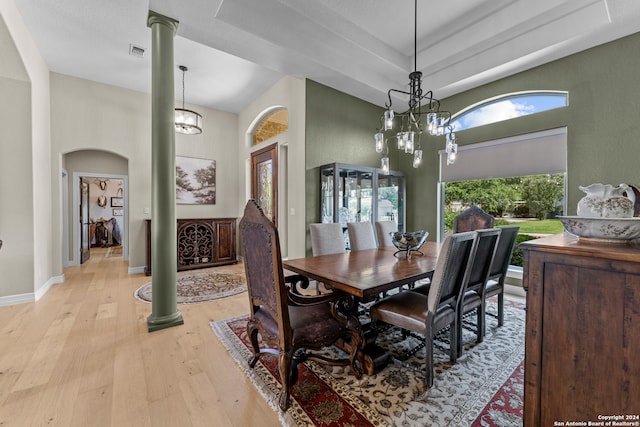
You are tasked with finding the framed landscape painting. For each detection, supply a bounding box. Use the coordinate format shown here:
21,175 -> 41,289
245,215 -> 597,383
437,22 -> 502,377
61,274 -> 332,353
176,156 -> 216,204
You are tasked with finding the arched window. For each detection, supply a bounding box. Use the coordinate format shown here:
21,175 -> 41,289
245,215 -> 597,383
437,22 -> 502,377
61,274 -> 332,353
252,109 -> 288,145
450,91 -> 568,131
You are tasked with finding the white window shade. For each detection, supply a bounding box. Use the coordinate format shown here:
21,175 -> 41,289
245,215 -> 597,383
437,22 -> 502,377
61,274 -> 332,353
439,127 -> 567,182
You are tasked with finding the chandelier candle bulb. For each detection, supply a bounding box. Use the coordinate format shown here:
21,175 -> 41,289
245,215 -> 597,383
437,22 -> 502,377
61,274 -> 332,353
375,132 -> 384,153
384,109 -> 394,130
397,132 -> 406,149
413,149 -> 423,168
405,131 -> 415,154
381,157 -> 390,173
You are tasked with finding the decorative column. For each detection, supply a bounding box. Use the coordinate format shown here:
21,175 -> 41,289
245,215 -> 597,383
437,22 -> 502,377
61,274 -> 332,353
146,11 -> 183,332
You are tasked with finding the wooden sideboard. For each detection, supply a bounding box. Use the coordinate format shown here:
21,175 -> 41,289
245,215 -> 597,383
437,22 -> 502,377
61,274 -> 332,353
520,234 -> 640,425
145,218 -> 237,275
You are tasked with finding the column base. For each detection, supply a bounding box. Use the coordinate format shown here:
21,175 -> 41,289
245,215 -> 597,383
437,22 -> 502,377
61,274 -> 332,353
147,310 -> 184,332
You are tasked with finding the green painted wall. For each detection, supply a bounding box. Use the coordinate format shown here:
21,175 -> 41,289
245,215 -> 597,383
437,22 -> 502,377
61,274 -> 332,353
305,31 -> 640,242
304,80 -> 387,252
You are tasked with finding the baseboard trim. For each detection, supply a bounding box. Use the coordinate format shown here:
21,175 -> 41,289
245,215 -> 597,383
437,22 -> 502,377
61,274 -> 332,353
128,266 -> 146,275
0,274 -> 64,307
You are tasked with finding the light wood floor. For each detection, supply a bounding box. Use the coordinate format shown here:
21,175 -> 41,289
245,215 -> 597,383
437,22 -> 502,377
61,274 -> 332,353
0,248 -> 281,427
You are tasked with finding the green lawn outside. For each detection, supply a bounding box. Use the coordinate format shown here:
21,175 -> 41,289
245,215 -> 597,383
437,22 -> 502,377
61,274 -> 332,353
499,218 -> 564,235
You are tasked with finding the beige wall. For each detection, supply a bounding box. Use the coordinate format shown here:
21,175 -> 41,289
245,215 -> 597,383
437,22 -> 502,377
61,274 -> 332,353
0,0 -> 52,301
238,76 -> 306,259
51,73 -> 240,273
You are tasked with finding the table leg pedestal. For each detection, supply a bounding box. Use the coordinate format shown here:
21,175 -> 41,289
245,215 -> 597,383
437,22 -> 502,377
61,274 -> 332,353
337,326 -> 390,375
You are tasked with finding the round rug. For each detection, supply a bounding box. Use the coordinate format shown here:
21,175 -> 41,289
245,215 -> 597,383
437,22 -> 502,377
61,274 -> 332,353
135,270 -> 246,304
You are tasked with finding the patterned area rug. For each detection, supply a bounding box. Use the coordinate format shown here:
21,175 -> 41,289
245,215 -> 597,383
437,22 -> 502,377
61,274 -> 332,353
211,298 -> 525,426
135,267 -> 246,304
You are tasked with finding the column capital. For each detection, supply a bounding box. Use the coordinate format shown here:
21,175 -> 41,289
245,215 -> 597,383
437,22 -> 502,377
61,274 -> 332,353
147,10 -> 179,33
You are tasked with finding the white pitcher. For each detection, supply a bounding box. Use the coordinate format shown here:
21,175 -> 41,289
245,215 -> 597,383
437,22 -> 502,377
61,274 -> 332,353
577,183 -> 635,218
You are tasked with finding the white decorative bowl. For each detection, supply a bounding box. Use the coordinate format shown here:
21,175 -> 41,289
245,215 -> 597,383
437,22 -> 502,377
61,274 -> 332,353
557,216 -> 640,243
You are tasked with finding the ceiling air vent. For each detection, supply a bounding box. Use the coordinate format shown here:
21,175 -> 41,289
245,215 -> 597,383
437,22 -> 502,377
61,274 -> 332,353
129,44 -> 146,58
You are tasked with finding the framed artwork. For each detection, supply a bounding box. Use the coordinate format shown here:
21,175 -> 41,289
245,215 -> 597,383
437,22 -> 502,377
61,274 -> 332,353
112,209 -> 123,216
111,197 -> 124,207
176,156 -> 216,204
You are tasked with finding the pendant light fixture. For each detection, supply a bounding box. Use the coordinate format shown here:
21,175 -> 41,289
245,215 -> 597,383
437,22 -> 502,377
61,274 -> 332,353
375,0 -> 457,169
175,65 -> 203,135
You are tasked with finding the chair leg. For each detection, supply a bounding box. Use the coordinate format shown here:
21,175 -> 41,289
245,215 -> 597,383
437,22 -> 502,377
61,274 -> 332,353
456,312 -> 463,358
425,338 -> 434,389
497,291 -> 504,326
450,319 -> 458,364
278,350 -> 294,411
477,303 -> 485,343
247,321 -> 261,368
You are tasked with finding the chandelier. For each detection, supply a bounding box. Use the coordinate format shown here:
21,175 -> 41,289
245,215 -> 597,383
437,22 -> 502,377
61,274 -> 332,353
175,65 -> 203,135
375,0 -> 457,171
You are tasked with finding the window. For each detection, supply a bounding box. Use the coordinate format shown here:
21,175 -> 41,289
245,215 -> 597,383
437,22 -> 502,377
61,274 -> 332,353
252,109 -> 288,145
439,128 -> 568,268
450,91 -> 568,131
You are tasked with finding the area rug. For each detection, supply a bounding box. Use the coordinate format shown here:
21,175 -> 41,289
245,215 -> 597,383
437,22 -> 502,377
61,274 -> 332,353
135,267 -> 246,304
105,245 -> 123,257
211,298 -> 525,427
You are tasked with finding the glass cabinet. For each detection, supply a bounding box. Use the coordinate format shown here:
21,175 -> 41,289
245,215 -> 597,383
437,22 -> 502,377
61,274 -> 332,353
319,162 -> 405,234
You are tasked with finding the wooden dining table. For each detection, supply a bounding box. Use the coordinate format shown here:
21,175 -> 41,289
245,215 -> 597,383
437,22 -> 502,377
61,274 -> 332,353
283,242 -> 441,374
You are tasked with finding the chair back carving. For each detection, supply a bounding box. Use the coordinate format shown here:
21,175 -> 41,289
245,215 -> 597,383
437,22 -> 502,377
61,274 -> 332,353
347,222 -> 377,251
309,223 -> 346,256
240,200 -> 290,348
453,206 -> 495,233
374,221 -> 397,247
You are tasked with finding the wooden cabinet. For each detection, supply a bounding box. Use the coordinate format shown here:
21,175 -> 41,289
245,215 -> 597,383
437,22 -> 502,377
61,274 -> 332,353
520,234 -> 640,426
144,218 -> 237,275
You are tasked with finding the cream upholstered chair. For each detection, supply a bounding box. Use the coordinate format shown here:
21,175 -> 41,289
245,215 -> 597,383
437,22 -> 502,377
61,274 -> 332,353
309,223 -> 346,256
375,221 -> 397,247
370,231 -> 479,389
347,222 -> 377,251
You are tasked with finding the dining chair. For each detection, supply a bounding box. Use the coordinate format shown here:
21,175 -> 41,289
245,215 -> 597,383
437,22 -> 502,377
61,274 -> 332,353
309,222 -> 346,256
453,206 -> 494,233
347,222 -> 377,251
456,228 -> 501,356
485,226 -> 520,327
369,231 -> 479,389
375,220 -> 397,247
240,200 -> 363,411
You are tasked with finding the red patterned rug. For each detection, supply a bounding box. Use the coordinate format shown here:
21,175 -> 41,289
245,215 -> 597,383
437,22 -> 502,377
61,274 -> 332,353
211,299 -> 524,426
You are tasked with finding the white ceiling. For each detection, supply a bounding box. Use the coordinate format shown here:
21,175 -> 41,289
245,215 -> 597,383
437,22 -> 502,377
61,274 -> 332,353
13,0 -> 640,113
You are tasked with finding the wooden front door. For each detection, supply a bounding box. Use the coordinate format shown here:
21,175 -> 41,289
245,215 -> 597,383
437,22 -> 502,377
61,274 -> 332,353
80,179 -> 91,263
251,143 -> 278,225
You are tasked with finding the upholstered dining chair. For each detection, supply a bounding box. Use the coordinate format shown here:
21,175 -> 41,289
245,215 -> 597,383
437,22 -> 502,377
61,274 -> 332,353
456,228 -> 501,356
369,231 -> 479,389
484,226 -> 520,327
453,206 -> 494,233
309,222 -> 346,256
347,222 -> 377,251
375,220 -> 397,247
240,200 -> 363,411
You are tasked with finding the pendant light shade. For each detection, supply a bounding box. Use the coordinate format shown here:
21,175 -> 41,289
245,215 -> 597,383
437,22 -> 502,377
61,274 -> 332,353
175,65 -> 202,135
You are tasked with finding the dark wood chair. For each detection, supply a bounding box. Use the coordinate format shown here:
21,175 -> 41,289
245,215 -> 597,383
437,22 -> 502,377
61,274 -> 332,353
485,226 -> 520,327
457,228 -> 501,356
240,200 -> 363,411
369,231 -> 478,389
453,206 -> 494,233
